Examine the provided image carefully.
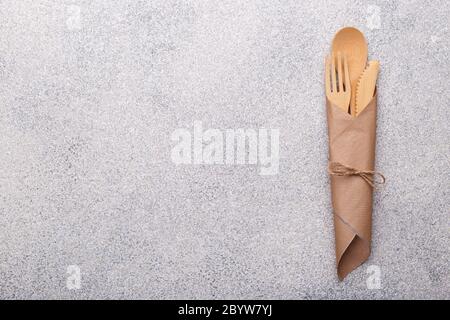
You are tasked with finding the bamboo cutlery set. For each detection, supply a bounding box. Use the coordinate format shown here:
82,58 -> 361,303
325,27 -> 384,280
326,27 -> 379,117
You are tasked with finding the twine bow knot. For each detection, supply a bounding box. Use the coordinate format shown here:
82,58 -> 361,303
328,162 -> 385,188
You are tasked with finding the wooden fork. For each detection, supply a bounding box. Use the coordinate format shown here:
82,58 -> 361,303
325,52 -> 351,113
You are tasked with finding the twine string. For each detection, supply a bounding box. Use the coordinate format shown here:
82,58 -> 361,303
328,162 -> 385,188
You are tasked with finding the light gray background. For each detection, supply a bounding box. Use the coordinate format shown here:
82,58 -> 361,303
0,0 -> 448,299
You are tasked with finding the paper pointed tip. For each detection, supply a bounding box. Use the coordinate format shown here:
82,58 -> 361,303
337,271 -> 348,282
336,235 -> 371,281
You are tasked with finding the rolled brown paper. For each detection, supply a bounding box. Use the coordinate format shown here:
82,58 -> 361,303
326,93 -> 377,281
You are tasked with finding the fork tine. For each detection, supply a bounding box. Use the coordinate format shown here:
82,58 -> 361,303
325,56 -> 331,94
337,51 -> 344,92
343,53 -> 350,93
331,53 -> 337,93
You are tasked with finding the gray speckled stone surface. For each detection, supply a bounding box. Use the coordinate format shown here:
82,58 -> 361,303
0,0 -> 448,300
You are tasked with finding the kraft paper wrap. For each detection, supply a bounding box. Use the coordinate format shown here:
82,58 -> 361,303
326,93 -> 377,281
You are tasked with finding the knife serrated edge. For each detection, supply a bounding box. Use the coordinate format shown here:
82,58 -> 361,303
354,60 -> 379,116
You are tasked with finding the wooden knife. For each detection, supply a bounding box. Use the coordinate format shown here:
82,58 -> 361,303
354,60 -> 379,117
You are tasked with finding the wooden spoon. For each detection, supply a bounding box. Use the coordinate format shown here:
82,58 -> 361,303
332,27 -> 368,116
